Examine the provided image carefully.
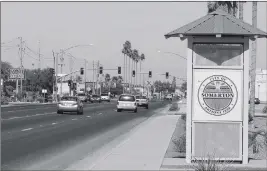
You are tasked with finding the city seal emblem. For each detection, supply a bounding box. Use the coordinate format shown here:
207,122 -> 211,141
198,75 -> 238,116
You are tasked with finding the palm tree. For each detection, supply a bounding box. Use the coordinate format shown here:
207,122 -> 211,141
132,49 -> 138,92
207,1 -> 238,16
125,41 -> 132,93
136,54 -> 140,88
122,42 -> 128,93
128,49 -> 133,93
140,54 -> 145,87
249,2 -> 258,122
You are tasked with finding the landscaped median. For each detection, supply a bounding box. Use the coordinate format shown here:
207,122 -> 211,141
1,101 -> 57,107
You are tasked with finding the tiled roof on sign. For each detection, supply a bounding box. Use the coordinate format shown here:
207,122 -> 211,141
165,9 -> 267,39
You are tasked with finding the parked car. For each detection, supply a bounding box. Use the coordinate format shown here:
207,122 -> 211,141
57,96 -> 83,115
101,93 -> 111,102
117,94 -> 137,113
77,93 -> 87,102
90,94 -> 101,103
249,98 -> 260,104
135,95 -> 149,109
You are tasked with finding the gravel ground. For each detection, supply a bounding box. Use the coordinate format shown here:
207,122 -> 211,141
248,117 -> 267,160
164,115 -> 186,158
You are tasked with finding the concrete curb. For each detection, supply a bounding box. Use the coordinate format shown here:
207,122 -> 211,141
255,113 -> 267,117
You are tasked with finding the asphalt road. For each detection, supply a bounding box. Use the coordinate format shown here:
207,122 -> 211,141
1,100 -> 168,170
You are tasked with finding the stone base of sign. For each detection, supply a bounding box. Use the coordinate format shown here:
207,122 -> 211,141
161,158 -> 267,170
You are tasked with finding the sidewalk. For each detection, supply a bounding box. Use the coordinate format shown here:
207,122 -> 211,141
88,104 -> 180,170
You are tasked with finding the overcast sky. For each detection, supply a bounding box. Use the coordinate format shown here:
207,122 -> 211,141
1,1 -> 267,83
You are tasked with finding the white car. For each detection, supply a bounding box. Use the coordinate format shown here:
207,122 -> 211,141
135,95 -> 149,109
117,94 -> 137,113
101,93 -> 111,102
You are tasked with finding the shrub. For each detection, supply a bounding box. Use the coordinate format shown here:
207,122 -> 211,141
181,114 -> 186,121
169,102 -> 179,111
173,133 -> 186,153
262,106 -> 267,113
192,153 -> 233,171
1,96 -> 10,105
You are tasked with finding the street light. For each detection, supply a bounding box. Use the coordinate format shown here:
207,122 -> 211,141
56,44 -> 94,97
157,50 -> 187,60
60,44 -> 94,54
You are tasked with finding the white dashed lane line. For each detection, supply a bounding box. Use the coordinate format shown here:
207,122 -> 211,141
97,113 -> 102,115
6,107 -> 54,113
2,112 -> 56,121
21,128 -> 33,132
86,116 -> 91,118
52,122 -> 57,125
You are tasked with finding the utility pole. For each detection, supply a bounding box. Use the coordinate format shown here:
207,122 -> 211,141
55,52 -> 59,102
84,59 -> 87,95
38,41 -> 41,69
59,49 -> 64,96
53,51 -> 55,101
19,37 -> 23,97
69,55 -> 73,96
97,60 -> 100,95
93,61 -> 95,94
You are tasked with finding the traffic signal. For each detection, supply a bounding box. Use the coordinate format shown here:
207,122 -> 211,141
118,66 -> 121,74
149,71 -> 152,78
68,80 -> 72,86
50,68 -> 55,75
72,83 -> 77,90
166,72 -> 169,79
99,66 -> 103,74
80,68 -> 84,75
132,70 -> 135,77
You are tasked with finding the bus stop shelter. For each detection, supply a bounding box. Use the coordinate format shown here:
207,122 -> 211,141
164,9 -> 267,164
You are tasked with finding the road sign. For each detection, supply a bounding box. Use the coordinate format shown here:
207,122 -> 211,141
9,68 -> 25,80
42,89 -> 47,93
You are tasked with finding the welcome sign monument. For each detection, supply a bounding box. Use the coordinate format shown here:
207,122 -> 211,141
165,10 -> 267,164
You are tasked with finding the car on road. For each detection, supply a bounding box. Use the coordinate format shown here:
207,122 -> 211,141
101,93 -> 111,102
249,98 -> 261,104
90,94 -> 101,103
117,94 -> 137,113
77,93 -> 88,102
165,94 -> 173,101
135,95 -> 149,109
57,96 -> 83,114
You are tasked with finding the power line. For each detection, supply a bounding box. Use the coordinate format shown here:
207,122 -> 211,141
1,37 -> 19,45
25,45 -> 44,57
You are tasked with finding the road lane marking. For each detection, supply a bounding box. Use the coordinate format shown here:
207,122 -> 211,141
72,118 -> 77,120
2,112 -> 56,120
21,128 -> 33,131
98,113 -> 102,115
86,116 -> 91,118
52,122 -> 57,125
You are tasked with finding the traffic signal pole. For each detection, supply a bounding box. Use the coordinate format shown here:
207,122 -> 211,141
84,59 -> 87,95
52,51 -> 56,101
